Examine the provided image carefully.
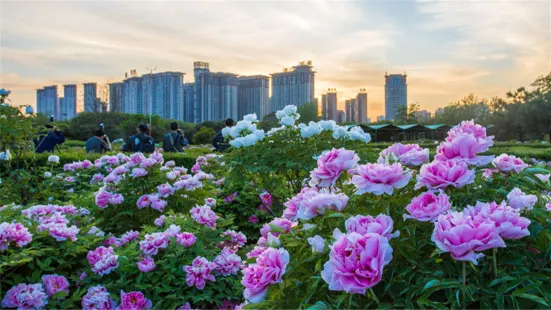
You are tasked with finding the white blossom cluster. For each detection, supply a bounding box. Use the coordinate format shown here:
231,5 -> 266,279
222,113 -> 266,148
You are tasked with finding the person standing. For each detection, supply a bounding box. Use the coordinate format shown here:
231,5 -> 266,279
163,122 -> 188,153
212,118 -> 234,152
85,129 -> 112,153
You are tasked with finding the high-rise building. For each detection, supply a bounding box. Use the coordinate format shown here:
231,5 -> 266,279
36,85 -> 59,119
183,83 -> 195,123
325,88 -> 338,121
109,82 -> 124,113
62,84 -> 77,120
321,94 -> 328,120
385,73 -> 407,120
314,97 -> 319,116
123,76 -> 143,114
237,75 -> 269,120
84,83 -> 99,112
337,110 -> 346,124
350,99 -> 357,123
356,89 -> 368,123
345,100 -> 352,122
193,61 -> 238,123
270,61 -> 315,112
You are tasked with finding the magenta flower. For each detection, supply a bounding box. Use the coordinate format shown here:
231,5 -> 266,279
242,248 -> 290,303
351,163 -> 412,195
432,211 -> 505,264
82,285 -> 115,310
131,168 -> 148,178
137,256 -> 156,273
140,158 -> 157,168
259,191 -> 273,207
157,183 -> 175,198
177,302 -> 193,310
2,283 -> 48,309
546,202 -> 551,211
139,232 -> 169,256
345,214 -> 399,240
378,143 -> 429,166
205,198 -> 217,207
103,173 -> 121,184
507,188 -> 537,211
190,205 -> 219,229
415,160 -> 475,191
260,218 -> 297,239
435,133 -> 494,166
0,222 -> 32,250
113,165 -> 129,175
246,246 -> 268,259
296,190 -> 349,220
214,247 -> 243,276
492,154 -> 528,174
321,232 -> 392,294
309,148 -> 360,187
248,215 -> 259,223
118,290 -> 152,310
404,191 -> 451,222
90,173 -> 104,185
95,190 -> 112,209
221,230 -> 247,248
119,230 -> 140,245
41,274 -> 70,297
109,194 -> 124,205
307,235 -> 325,253
282,187 -> 318,220
87,246 -> 119,276
47,223 -> 79,242
129,153 -> 146,166
183,256 -> 217,290
176,232 -> 197,247
104,236 -> 121,247
464,201 -> 531,240
446,120 -> 494,151
136,195 -> 151,209
224,192 -> 238,203
191,163 -> 201,174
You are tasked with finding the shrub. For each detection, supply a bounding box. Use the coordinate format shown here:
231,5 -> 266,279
194,127 -> 216,145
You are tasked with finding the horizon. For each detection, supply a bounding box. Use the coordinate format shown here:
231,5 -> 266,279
1,0 -> 550,118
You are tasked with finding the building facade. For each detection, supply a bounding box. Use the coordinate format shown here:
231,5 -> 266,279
123,77 -> 143,114
83,83 -> 99,113
345,100 -> 352,122
321,94 -> 328,120
325,88 -> 338,121
270,61 -> 315,112
337,110 -> 345,124
193,62 -> 238,123
237,75 -> 269,120
356,89 -> 368,123
183,83 -> 195,123
36,85 -> 59,119
62,84 -> 77,120
385,73 -> 407,120
109,82 -> 124,113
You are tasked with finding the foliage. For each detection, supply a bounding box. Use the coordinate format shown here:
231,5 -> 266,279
193,127 -> 217,145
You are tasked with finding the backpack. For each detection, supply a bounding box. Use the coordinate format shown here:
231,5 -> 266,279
134,136 -> 155,153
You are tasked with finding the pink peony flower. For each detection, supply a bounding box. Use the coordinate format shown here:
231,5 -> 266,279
137,195 -> 151,209
157,183 -> 175,197
90,173 -> 104,185
535,173 -> 550,183
259,192 -> 273,207
246,246 -> 268,259
79,272 -> 88,281
150,152 -> 163,164
0,222 -> 33,250
415,160 -> 475,191
129,153 -> 146,166
109,194 -> 124,205
446,120 -> 494,151
131,168 -> 148,178
296,190 -> 349,220
41,274 -> 70,297
113,165 -> 129,175
435,133 -> 494,166
432,211 -> 505,264
176,232 -> 197,247
214,247 -> 243,276
492,154 -> 528,174
87,246 -> 119,276
119,230 -> 140,245
546,202 -> 551,211
183,256 -> 217,290
104,236 -> 121,247
464,201 -> 531,240
140,232 -> 169,256
482,168 -> 497,179
282,187 -> 318,220
191,163 -> 201,173
351,163 -> 412,195
140,158 -> 157,168
48,223 -> 79,242
224,192 -> 238,203
215,178 -> 225,186
164,160 -> 175,167
321,232 -> 392,294
137,256 -> 156,273
177,302 -> 193,310
95,190 -> 112,209
205,198 -> 216,207
118,290 -> 152,310
507,188 -> 537,211
190,205 -> 219,229
309,148 -> 360,187
345,214 -> 399,240
151,199 -> 168,212
222,230 -> 247,248
378,143 -> 429,166
2,283 -> 48,309
103,173 -> 121,184
307,235 -> 325,253
241,248 -> 290,303
248,215 -> 259,223
404,191 -> 451,222
82,285 -> 115,310
260,218 -> 297,239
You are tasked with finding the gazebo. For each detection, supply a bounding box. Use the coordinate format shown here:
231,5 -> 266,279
425,124 -> 452,140
396,124 -> 431,141
364,124 -> 401,142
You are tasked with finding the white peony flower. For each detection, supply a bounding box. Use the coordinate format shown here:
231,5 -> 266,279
266,233 -> 281,247
254,129 -> 265,141
230,138 -> 243,148
44,172 -> 52,178
48,155 -> 60,163
0,150 -> 12,161
236,120 -> 252,131
275,110 -> 286,119
280,116 -> 295,126
243,113 -> 258,122
318,120 -> 336,131
221,127 -> 231,137
332,126 -> 348,139
283,105 -> 297,115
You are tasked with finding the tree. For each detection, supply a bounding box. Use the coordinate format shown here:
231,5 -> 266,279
193,127 -> 216,144
297,102 -> 319,123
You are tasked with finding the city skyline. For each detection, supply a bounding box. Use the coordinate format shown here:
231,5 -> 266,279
1,0 -> 550,118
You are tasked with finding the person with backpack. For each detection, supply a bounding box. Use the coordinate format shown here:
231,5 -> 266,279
34,125 -> 65,153
212,118 -> 234,152
163,122 -> 189,153
122,124 -> 155,153
85,129 -> 111,154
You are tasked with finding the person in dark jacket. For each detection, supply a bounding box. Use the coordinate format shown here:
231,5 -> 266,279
122,124 -> 155,153
85,129 -> 111,153
162,122 -> 188,153
34,125 -> 65,153
212,118 -> 234,152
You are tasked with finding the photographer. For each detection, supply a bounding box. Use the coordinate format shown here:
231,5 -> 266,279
34,124 -> 65,153
85,129 -> 111,154
163,122 -> 188,153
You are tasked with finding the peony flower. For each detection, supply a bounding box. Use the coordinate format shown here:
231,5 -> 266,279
164,160 -> 176,167
309,148 -> 360,187
118,290 -> 152,310
205,198 -> 216,207
435,133 -> 494,166
108,194 -> 124,205
248,215 -> 259,223
432,211 -> 505,264
176,232 -> 197,247
415,160 -> 475,191
296,190 -> 349,220
48,155 -> 60,163
259,192 -> 272,207
139,232 -> 169,256
150,199 -> 168,212
177,302 -> 193,310
351,163 -> 412,195
260,218 -> 296,240
214,248 -> 243,276
535,173 -> 550,183
82,285 -> 115,310
87,246 -> 119,276
2,283 -> 48,309
131,168 -> 148,178
95,190 -> 112,209
282,187 -> 318,221
44,171 -> 52,178
446,120 -> 494,151
190,205 -> 219,229
345,214 -> 399,240
136,195 -> 151,209
157,183 -> 175,197
321,232 -> 392,294
88,226 -> 105,238
0,222 -> 32,250
546,202 -> 551,211
221,230 -> 247,248
47,223 -> 79,242
507,188 -> 537,211
307,235 -> 325,253
224,192 -> 238,203
404,191 -> 451,222
104,236 -> 121,247
464,201 -> 531,240
119,230 -> 140,245
378,143 -> 429,166
241,248 -> 290,303
41,274 -> 70,297
246,246 -> 268,259
280,115 -> 295,126
492,154 -> 528,174
113,165 -> 129,175
183,256 -> 217,290
137,256 -> 156,273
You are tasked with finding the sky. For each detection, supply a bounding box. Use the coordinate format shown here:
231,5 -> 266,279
1,0 -> 550,119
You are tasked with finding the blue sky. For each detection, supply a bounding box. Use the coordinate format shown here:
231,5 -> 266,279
1,0 -> 549,118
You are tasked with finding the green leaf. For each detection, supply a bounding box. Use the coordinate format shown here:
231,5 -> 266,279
423,279 -> 440,291
307,301 -> 329,310
324,212 -> 346,219
516,293 -> 549,306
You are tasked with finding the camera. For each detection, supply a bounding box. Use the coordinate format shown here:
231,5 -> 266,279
100,122 -> 104,129
49,115 -> 55,122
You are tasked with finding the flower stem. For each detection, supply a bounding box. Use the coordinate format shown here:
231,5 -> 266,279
493,248 -> 498,277
462,261 -> 466,286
